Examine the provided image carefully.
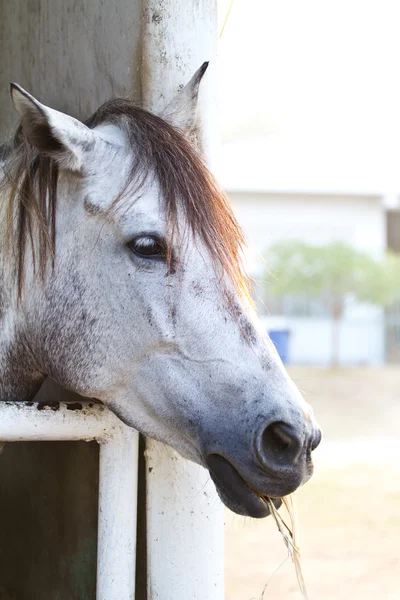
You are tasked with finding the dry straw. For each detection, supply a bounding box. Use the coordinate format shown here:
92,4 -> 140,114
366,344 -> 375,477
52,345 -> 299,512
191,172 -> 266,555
263,495 -> 309,600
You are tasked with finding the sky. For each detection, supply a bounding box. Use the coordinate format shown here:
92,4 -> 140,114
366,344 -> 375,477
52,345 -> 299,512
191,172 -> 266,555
217,0 -> 400,193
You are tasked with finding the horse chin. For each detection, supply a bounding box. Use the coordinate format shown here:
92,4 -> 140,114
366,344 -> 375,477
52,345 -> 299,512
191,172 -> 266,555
206,454 -> 282,519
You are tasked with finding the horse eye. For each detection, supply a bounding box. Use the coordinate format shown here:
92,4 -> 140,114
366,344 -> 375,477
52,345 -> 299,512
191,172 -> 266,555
128,235 -> 166,259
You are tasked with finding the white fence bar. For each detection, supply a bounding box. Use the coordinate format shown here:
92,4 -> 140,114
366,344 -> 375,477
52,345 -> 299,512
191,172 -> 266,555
0,401 -> 139,600
0,401 -> 121,442
97,428 -> 139,600
142,2 -> 224,599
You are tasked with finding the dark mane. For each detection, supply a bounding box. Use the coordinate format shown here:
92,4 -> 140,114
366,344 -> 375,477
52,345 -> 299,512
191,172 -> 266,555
1,99 -> 249,299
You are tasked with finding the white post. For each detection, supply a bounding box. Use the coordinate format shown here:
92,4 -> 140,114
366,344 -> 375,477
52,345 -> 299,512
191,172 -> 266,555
97,428 -> 139,600
145,443 -> 224,600
141,2 -> 224,599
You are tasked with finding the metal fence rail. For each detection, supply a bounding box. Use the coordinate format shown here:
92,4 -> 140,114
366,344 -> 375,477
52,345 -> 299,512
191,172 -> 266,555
0,401 -> 139,600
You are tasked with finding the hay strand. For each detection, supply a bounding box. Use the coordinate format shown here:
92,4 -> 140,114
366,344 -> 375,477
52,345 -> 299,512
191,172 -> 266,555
265,495 -> 309,600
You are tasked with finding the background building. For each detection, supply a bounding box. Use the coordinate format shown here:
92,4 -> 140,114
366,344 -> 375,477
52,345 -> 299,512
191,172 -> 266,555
218,0 -> 400,366
221,132 -> 400,366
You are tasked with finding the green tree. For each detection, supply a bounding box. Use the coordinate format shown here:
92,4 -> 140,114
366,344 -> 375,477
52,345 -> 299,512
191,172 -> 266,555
263,240 -> 400,366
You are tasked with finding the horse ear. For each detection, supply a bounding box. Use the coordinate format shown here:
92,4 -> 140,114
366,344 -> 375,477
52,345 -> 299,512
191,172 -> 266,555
161,62 -> 209,134
10,83 -> 96,171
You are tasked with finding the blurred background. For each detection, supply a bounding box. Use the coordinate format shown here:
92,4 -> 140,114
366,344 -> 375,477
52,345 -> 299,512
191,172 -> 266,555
217,1 -> 400,598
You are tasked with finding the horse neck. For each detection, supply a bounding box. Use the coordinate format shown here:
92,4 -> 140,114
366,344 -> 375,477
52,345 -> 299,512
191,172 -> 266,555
0,171 -> 45,400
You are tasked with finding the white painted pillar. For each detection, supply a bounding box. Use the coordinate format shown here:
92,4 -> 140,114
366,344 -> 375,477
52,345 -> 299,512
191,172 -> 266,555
142,0 -> 219,165
144,443 -> 224,600
141,2 -> 224,599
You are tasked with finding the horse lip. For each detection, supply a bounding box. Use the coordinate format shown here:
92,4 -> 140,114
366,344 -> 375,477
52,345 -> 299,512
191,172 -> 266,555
205,453 -> 281,518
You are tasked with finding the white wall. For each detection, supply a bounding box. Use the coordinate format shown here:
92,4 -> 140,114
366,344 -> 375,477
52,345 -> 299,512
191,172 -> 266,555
263,313 -> 384,366
229,191 -> 386,270
228,191 -> 386,365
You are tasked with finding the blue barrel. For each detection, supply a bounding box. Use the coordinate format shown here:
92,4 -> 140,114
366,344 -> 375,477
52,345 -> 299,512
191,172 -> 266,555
268,329 -> 290,364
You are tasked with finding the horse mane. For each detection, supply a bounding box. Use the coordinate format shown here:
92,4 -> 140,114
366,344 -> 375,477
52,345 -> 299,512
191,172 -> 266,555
1,99 -> 249,300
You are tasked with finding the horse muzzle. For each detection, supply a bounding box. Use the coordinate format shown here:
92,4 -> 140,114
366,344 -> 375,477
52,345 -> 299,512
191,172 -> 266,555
205,419 -> 322,518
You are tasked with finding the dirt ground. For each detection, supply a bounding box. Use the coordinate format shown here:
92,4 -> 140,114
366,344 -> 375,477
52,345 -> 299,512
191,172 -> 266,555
225,367 -> 400,600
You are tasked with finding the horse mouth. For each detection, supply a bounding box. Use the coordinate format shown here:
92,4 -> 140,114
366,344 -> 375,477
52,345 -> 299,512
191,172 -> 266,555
206,454 -> 282,518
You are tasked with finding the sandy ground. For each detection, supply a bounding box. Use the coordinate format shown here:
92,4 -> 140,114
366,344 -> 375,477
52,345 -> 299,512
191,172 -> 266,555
224,367 -> 400,600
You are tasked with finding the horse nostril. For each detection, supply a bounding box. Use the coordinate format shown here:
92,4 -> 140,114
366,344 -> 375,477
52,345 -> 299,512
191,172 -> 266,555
257,421 -> 303,472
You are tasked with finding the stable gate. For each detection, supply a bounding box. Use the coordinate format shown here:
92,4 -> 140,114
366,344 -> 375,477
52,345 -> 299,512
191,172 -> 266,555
0,398 -> 224,599
0,401 -> 138,600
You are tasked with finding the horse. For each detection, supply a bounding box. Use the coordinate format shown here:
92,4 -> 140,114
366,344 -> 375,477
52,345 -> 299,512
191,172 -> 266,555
0,63 -> 321,518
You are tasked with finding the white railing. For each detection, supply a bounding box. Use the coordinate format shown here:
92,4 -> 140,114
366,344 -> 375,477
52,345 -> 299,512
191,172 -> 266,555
0,401 -> 138,600
0,400 -> 224,599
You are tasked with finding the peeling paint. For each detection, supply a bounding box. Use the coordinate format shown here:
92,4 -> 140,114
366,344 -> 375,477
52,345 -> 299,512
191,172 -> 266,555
66,402 -> 83,411
36,401 -> 60,411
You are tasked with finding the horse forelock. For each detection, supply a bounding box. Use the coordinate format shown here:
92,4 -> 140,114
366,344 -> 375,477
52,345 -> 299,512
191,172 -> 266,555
1,98 -> 250,301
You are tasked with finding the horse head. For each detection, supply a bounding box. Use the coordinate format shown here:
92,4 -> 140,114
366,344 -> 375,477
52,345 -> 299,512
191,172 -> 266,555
2,65 -> 321,517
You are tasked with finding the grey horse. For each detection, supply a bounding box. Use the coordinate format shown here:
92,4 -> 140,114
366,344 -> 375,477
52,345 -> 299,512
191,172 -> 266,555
0,65 -> 321,517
